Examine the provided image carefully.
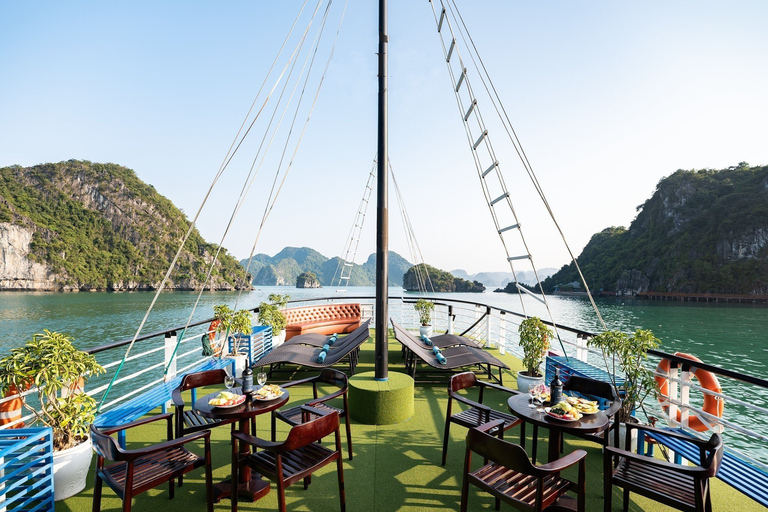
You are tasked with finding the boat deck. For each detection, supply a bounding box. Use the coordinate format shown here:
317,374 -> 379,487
59,331 -> 766,511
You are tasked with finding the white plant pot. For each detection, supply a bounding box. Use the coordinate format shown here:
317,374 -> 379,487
273,329 -> 286,347
610,421 -> 639,453
223,353 -> 248,376
53,436 -> 93,501
419,325 -> 433,338
516,371 -> 545,393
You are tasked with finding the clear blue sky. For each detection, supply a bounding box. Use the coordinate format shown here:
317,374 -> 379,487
2,1 -> 766,275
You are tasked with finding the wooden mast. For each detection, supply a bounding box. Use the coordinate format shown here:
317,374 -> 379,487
375,0 -> 389,380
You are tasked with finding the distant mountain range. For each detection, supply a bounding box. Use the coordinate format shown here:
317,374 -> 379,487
450,268 -> 558,289
239,247 -> 413,287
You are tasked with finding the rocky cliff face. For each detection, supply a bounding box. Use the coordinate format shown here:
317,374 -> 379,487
0,161 -> 248,291
296,272 -> 321,288
0,224 -> 57,290
544,164 -> 768,295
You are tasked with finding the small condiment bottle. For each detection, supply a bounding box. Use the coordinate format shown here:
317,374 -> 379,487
550,367 -> 563,405
241,362 -> 254,395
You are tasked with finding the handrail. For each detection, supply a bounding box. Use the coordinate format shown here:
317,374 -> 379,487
647,349 -> 768,389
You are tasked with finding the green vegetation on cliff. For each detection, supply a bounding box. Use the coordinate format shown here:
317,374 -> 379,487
543,163 -> 768,295
0,160 -> 247,290
403,264 -> 485,292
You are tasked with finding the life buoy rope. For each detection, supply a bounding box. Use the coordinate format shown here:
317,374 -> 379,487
655,352 -> 724,432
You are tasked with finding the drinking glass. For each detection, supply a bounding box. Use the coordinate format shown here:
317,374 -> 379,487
528,387 -> 537,408
224,374 -> 236,391
257,372 -> 267,387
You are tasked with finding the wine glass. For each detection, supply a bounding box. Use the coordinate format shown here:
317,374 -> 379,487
224,374 -> 236,392
257,371 -> 267,387
528,387 -> 537,408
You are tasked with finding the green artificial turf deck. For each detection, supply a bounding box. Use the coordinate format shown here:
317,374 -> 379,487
56,329 -> 766,512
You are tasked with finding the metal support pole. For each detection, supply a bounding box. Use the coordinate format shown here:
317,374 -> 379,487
374,0 -> 389,380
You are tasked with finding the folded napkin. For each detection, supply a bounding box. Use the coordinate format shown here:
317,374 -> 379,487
322,343 -> 330,352
316,351 -> 327,363
436,353 -> 447,364
421,334 -> 433,346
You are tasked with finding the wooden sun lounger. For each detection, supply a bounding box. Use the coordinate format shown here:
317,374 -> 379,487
256,320 -> 371,376
390,320 -> 508,384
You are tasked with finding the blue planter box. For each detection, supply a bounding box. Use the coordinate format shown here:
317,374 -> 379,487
0,427 -> 55,511
228,325 -> 272,366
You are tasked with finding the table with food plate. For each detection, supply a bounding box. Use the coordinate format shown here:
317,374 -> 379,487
195,385 -> 289,502
507,393 -> 609,462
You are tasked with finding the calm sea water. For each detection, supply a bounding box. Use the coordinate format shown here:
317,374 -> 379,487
1,287 -> 766,461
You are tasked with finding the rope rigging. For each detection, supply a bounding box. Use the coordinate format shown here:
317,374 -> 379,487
98,0 -> 347,411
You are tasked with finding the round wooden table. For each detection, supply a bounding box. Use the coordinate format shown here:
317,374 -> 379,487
195,388 -> 289,503
507,393 -> 609,462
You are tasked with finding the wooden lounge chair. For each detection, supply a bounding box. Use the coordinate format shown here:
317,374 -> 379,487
462,419 -> 586,512
272,368 -> 354,460
232,406 -> 345,512
443,371 -> 522,466
90,413 -> 214,512
390,320 -> 509,383
604,424 -> 723,512
256,320 -> 370,375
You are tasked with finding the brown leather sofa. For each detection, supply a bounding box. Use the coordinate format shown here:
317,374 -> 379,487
283,303 -> 362,340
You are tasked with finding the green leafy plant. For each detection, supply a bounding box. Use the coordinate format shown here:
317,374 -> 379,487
212,305 -> 253,354
588,329 -> 660,423
413,299 -> 435,326
518,317 -> 553,377
258,294 -> 290,336
0,330 -> 105,451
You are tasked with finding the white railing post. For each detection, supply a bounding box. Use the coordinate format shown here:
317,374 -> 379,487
485,307 -> 494,348
576,334 -> 587,362
164,332 -> 177,411
499,312 -> 506,355
448,305 -> 455,335
666,362 -> 680,463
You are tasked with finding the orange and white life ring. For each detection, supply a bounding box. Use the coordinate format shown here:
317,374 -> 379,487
208,319 -> 221,342
0,385 -> 25,428
655,352 -> 723,432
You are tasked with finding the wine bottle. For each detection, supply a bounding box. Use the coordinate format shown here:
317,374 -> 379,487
242,362 -> 254,395
550,367 -> 563,406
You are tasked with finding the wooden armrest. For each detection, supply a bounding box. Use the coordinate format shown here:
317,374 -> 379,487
479,381 -> 521,396
451,393 -> 490,412
537,449 -> 587,473
120,430 -> 211,462
232,431 -> 284,452
474,419 -> 506,434
626,424 -> 712,448
98,413 -> 173,435
280,375 -> 316,389
309,388 -> 346,404
171,388 -> 185,407
604,446 -> 710,476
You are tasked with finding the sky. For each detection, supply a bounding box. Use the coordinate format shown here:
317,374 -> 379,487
1,1 -> 767,276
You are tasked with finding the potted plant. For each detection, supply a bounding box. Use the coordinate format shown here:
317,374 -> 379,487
0,330 -> 105,500
587,328 -> 660,448
258,293 -> 290,347
517,317 -> 553,392
413,299 -> 435,338
214,306 -> 253,374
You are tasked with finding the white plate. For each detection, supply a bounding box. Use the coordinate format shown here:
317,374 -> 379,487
253,388 -> 285,401
544,407 -> 581,422
210,395 -> 246,408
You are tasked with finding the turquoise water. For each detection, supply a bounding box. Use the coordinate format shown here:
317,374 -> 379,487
1,287 -> 766,462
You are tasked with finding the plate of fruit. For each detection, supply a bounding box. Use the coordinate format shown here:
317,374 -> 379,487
545,401 -> 583,422
208,391 -> 246,408
566,396 -> 600,415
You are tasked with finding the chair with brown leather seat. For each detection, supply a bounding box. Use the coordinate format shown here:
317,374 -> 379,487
271,368 -> 354,459
604,424 -> 723,512
443,371 -> 522,466
90,413 -> 213,512
232,406 -> 346,512
461,419 -> 587,512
